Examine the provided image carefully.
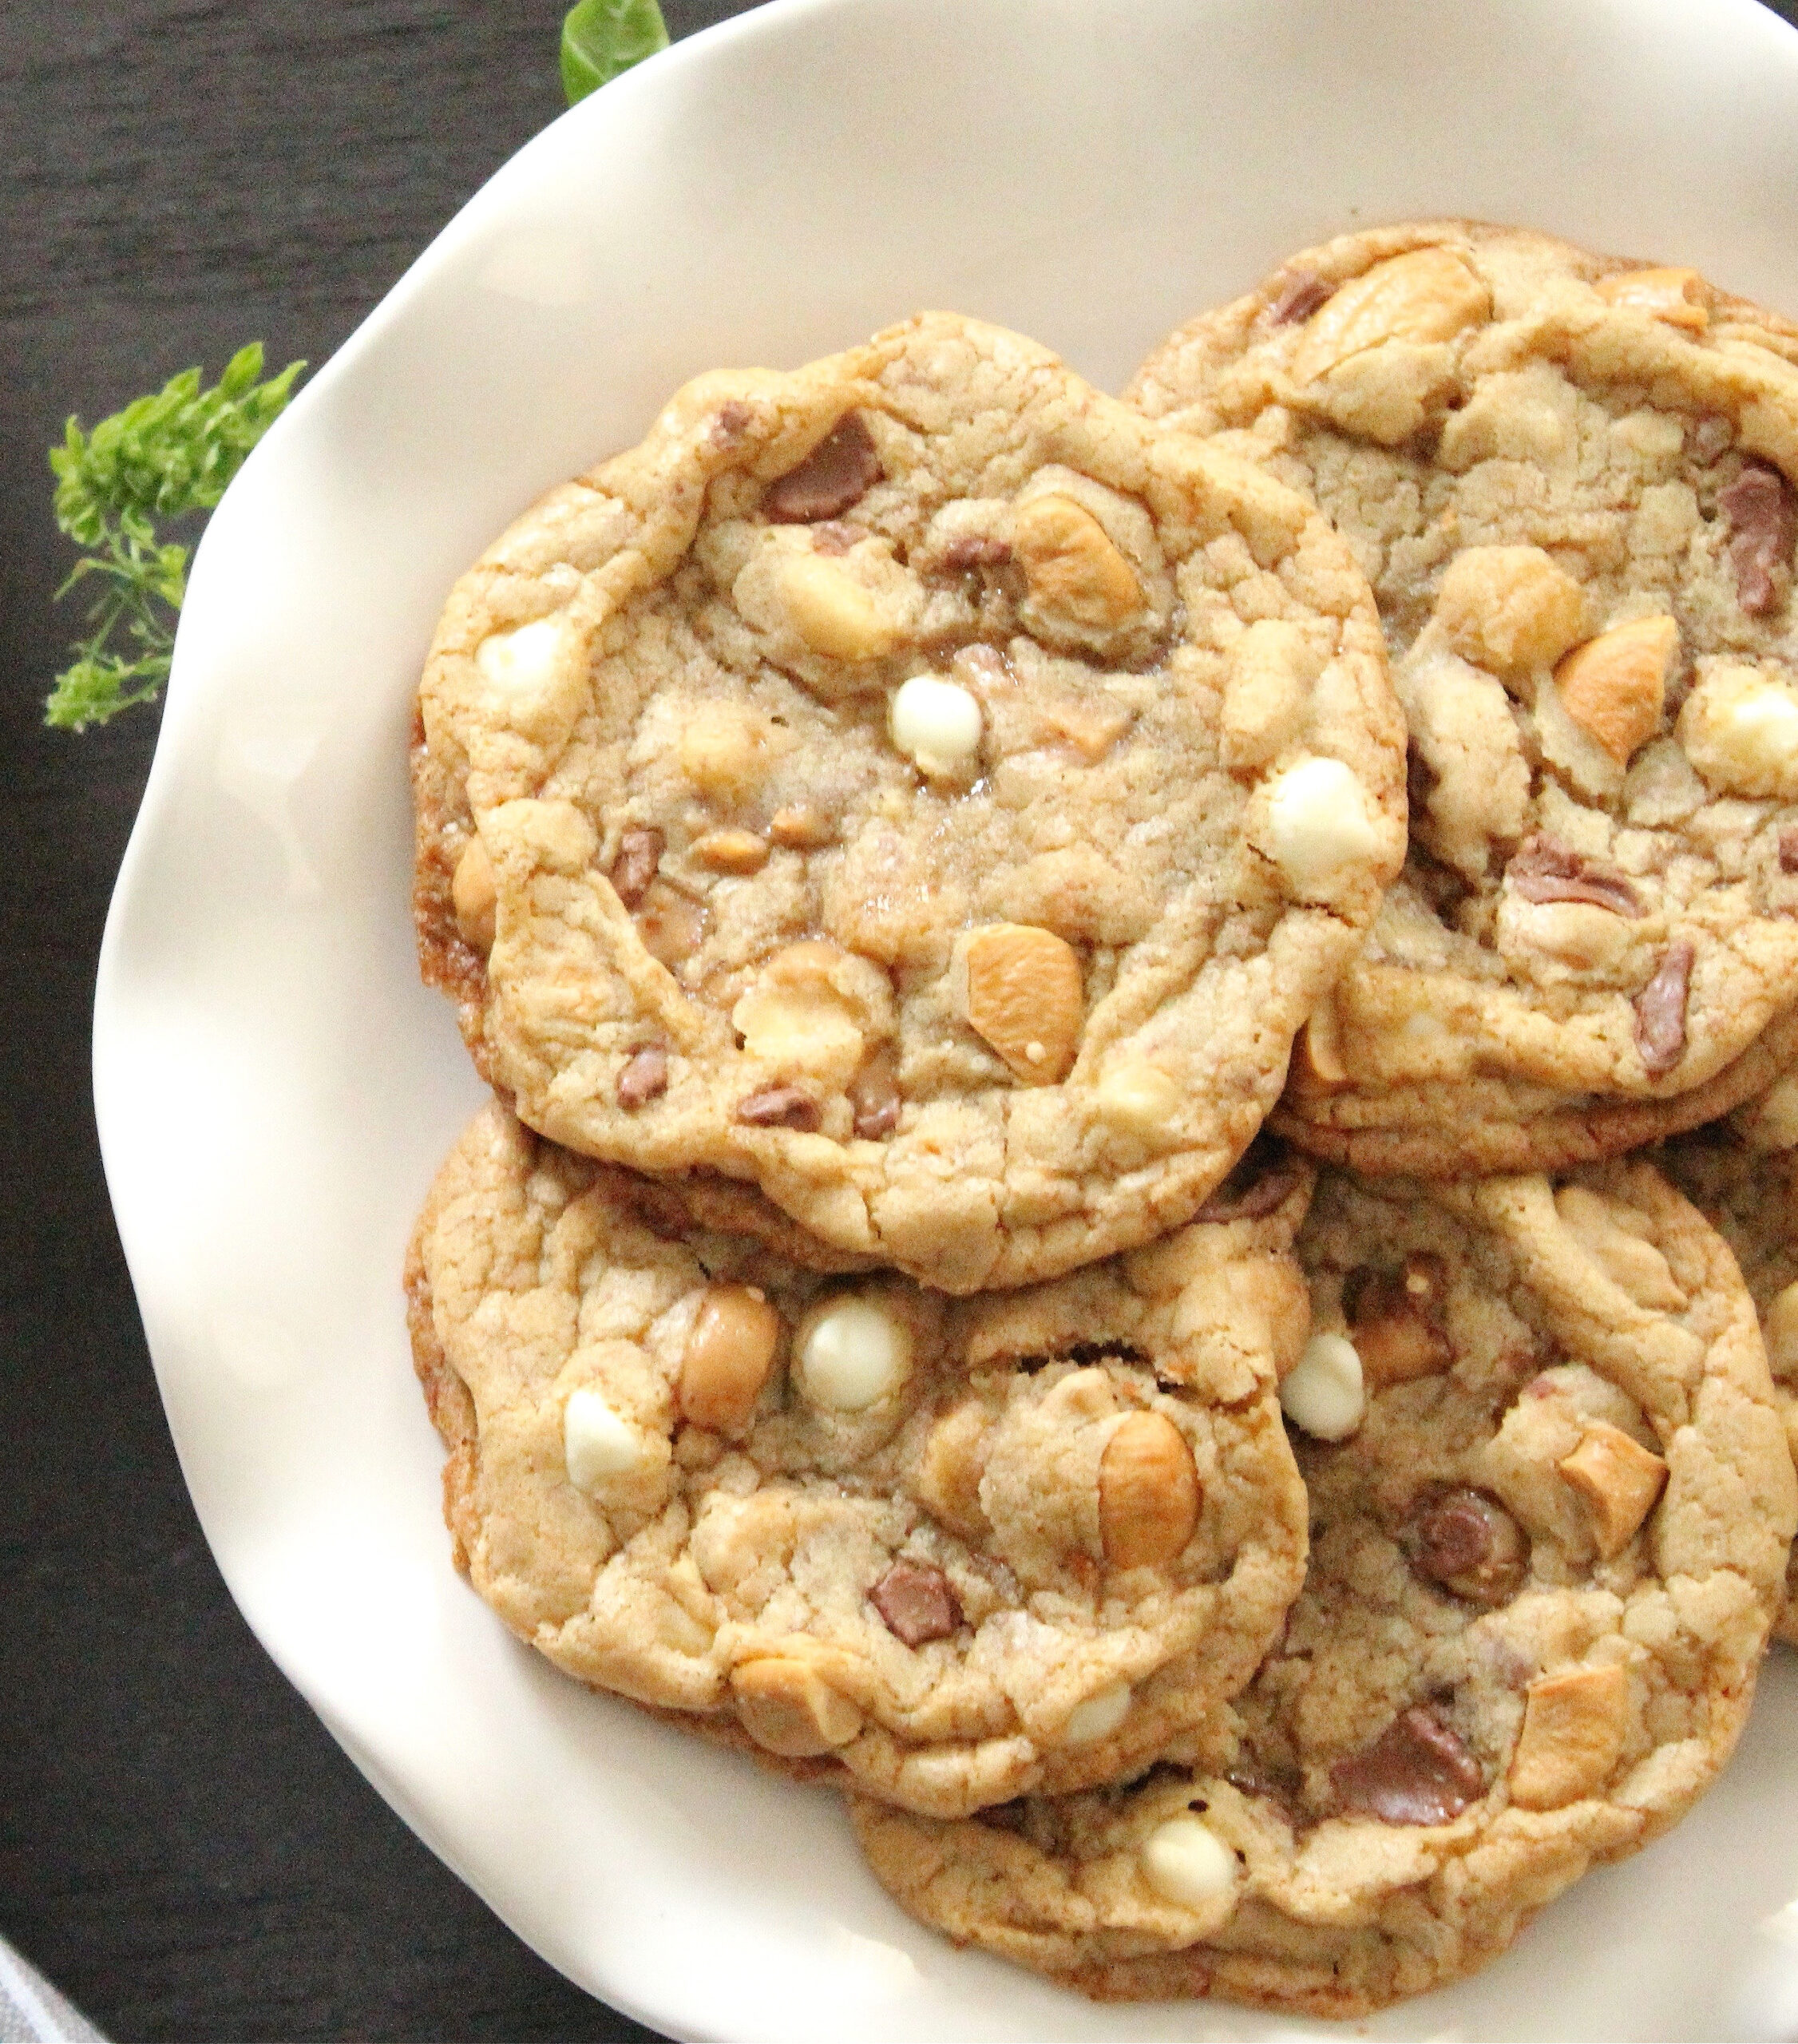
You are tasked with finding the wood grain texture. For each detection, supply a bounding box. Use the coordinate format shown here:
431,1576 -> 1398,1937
5,2 -> 1798,2039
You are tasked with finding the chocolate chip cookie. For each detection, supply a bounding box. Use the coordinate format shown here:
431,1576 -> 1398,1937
1129,221 -> 1798,1176
850,1157 -> 1796,2011
1659,1116 -> 1798,1644
415,311 -> 1404,1289
406,1103 -> 1314,1818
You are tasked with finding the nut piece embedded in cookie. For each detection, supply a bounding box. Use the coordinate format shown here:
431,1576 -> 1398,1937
1012,493 -> 1143,630
1432,545 -> 1586,679
1289,247 -> 1491,384
770,550 -> 901,662
679,1282 -> 783,1435
1677,663 -> 1798,798
451,838 -> 497,953
1553,616 -> 1677,763
1558,1422 -> 1669,1559
954,924 -> 1084,1083
731,941 -> 889,1089
794,1294 -> 912,1411
1595,266 -> 1709,331
1099,1412 -> 1202,1570
1508,1664 -> 1630,1809
731,1655 -> 865,1756
1256,757 -> 1381,899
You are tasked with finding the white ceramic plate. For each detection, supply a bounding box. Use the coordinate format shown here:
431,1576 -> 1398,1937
93,0 -> 1798,2036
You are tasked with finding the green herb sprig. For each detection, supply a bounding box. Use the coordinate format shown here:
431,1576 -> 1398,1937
560,0 -> 668,103
46,344 -> 305,730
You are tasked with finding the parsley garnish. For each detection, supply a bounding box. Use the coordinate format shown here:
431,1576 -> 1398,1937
46,344 -> 304,730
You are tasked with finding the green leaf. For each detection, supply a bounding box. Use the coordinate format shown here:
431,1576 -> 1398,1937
46,347 -> 304,729
561,0 -> 667,103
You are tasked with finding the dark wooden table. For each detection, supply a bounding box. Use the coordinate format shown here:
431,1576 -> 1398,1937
7,2 -> 1798,2038
0,6 -> 754,2038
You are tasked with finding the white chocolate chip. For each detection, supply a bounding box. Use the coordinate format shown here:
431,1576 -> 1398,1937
476,616 -> 564,697
1094,1058 -> 1181,1138
564,1388 -> 651,1487
889,674 -> 984,778
1257,757 -> 1382,898
1280,1333 -> 1366,1440
1677,664 -> 1798,799
1140,1815 -> 1238,1909
794,1297 -> 912,1411
1062,1680 -> 1132,1745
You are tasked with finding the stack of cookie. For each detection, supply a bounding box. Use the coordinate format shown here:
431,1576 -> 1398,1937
405,231 -> 1798,2018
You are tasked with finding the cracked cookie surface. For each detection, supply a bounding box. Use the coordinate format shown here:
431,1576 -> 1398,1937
1129,221 -> 1798,1176
406,1102 -> 1313,1818
851,1157 -> 1796,2013
415,311 -> 1404,1289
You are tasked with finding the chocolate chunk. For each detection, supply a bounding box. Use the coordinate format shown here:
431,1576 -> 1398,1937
1506,834 -> 1643,917
1781,826 -> 1798,875
711,399 -> 754,446
847,1052 -> 902,1139
610,826 -> 664,909
1331,1705 -> 1485,1825
1721,460 -> 1796,616
941,534 -> 1013,572
616,1045 -> 668,1109
735,1083 -> 822,1131
763,411 -> 882,523
1269,268 -> 1335,327
1404,1487 -> 1529,1606
974,1798 -> 1032,1834
869,1559 -> 962,1646
1634,939 -> 1695,1079
1196,1137 -> 1300,1222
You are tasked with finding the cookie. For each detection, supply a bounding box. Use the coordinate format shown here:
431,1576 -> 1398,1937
414,311 -> 1404,1289
406,1102 -> 1314,1818
850,1158 -> 1796,2013
1129,220 -> 1798,1177
1658,1115 -> 1798,1643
